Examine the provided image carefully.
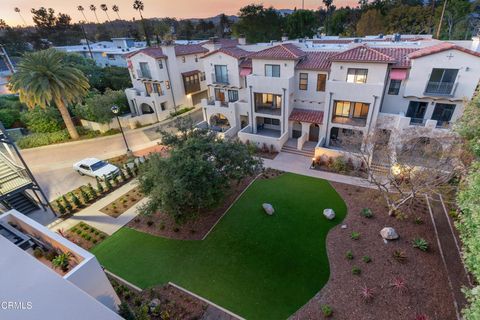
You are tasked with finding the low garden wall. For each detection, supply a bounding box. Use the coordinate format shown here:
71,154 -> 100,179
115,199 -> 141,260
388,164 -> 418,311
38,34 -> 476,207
81,113 -> 158,133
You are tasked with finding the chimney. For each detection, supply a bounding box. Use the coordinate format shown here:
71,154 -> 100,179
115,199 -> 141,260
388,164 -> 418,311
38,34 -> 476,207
238,34 -> 246,46
281,34 -> 288,42
472,36 -> 480,52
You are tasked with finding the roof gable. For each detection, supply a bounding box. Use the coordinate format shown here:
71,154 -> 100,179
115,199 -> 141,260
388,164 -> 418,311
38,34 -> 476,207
407,42 -> 480,59
174,44 -> 208,57
329,45 -> 396,64
248,43 -> 306,60
202,46 -> 251,59
296,51 -> 337,71
125,47 -> 166,59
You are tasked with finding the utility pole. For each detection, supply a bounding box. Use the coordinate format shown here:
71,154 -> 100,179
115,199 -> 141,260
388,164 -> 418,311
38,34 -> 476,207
302,0 -> 305,10
436,0 -> 448,39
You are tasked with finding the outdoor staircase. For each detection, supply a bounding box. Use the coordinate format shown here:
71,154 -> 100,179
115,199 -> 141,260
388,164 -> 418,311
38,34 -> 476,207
281,145 -> 315,158
1,192 -> 38,214
370,162 -> 390,175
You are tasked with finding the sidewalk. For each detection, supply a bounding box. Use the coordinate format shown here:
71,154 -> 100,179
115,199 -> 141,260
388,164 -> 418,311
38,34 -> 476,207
49,180 -> 145,235
263,152 -> 376,189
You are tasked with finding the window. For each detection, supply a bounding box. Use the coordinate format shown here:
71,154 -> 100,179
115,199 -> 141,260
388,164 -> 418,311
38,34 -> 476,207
334,101 -> 351,117
265,64 -> 280,77
352,102 -> 369,119
254,93 -> 282,110
107,54 -> 115,60
214,89 -> 225,101
158,60 -> 163,69
182,56 -> 186,63
431,103 -> 455,125
214,65 -> 228,83
346,68 -> 368,83
317,74 -> 326,92
299,73 -> 308,90
160,102 -> 166,111
200,72 -> 206,81
388,79 -> 401,95
153,83 -> 163,95
139,62 -> 151,79
228,90 -> 238,102
195,55 -> 198,62
263,118 -> 280,126
144,82 -> 153,96
426,68 -> 458,95
406,101 -> 428,123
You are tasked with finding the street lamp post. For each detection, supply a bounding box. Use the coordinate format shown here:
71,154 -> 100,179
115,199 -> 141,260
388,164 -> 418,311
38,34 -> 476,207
111,105 -> 132,156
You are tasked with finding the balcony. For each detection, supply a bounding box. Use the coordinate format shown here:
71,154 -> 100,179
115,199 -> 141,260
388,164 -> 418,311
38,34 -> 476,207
211,73 -> 229,85
183,81 -> 201,94
255,106 -> 281,116
424,81 -> 457,96
332,116 -> 367,127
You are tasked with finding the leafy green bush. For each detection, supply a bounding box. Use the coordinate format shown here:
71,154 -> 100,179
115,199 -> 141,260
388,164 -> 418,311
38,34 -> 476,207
345,250 -> 354,260
21,106 -> 63,133
331,156 -> 347,173
360,208 -> 374,218
0,108 -> 21,128
362,255 -> 372,263
17,130 -> 70,148
352,266 -> 361,275
170,106 -> 194,117
74,89 -> 128,124
412,238 -> 429,252
321,304 -> 333,317
351,231 -> 360,240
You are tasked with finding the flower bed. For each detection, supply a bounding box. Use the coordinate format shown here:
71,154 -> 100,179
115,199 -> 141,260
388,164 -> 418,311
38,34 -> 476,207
312,155 -> 367,178
64,222 -> 108,250
100,187 -> 143,218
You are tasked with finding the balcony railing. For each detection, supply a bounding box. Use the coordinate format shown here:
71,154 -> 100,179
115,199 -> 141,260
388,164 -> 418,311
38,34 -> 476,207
184,81 -> 201,94
211,73 -> 229,85
255,106 -> 281,116
332,116 -> 367,127
424,81 -> 456,96
136,69 -> 152,79
435,120 -> 451,129
409,118 -> 427,126
0,169 -> 32,196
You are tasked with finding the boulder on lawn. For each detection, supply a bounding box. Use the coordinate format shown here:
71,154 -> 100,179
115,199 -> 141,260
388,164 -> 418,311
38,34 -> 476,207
380,227 -> 399,240
262,203 -> 275,215
323,208 -> 335,220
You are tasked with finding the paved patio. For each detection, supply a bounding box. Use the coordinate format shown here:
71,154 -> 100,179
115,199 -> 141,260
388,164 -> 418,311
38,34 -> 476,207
48,180 -> 145,235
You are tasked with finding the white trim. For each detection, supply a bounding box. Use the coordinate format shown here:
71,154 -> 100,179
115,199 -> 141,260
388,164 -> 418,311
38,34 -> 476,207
104,269 -> 143,292
168,282 -> 245,320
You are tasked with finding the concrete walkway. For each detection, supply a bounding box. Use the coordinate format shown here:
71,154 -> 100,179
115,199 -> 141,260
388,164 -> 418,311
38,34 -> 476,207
49,180 -> 145,235
263,152 -> 376,189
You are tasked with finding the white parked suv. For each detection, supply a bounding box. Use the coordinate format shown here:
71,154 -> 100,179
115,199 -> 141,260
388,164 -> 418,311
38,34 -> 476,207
73,158 -> 120,180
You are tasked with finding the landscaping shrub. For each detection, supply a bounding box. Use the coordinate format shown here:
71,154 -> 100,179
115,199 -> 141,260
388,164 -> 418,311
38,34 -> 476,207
360,285 -> 374,302
55,199 -> 66,215
360,208 -> 374,218
362,255 -> 372,263
118,302 -> 135,320
96,177 -> 105,194
331,156 -> 347,173
169,106 -> 194,117
87,183 -> 97,199
80,186 -> 90,203
17,130 -> 70,149
104,176 -> 113,190
70,192 -> 81,208
21,106 -> 63,133
147,220 -> 154,227
61,195 -> 72,213
414,216 -> 424,225
392,250 -> 407,263
352,266 -> 361,275
412,238 -> 429,252
345,250 -> 354,260
351,231 -> 360,240
321,304 -> 333,317
33,247 -> 44,258
74,89 -> 128,124
0,107 -> 21,128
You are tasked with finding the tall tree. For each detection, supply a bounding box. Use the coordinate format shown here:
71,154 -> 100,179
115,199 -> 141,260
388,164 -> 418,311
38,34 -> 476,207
133,0 -> 151,46
285,9 -> 318,39
100,4 -> 111,23
356,9 -> 386,36
233,4 -> 284,43
322,0 -> 334,35
9,49 -> 89,140
112,5 -> 121,20
14,7 -> 28,26
77,5 -> 89,23
89,5 -> 100,24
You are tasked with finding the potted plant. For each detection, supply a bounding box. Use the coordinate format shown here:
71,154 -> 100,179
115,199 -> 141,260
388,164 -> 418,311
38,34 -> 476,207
52,252 -> 72,272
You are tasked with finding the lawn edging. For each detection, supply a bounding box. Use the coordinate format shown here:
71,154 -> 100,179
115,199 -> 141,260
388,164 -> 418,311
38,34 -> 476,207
168,282 -> 245,320
105,269 -> 143,292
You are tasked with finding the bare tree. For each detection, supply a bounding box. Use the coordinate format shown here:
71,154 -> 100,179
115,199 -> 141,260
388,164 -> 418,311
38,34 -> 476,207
338,127 -> 463,216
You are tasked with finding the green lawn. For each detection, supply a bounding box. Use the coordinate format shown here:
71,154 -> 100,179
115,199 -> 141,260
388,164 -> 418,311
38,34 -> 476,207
92,173 -> 347,319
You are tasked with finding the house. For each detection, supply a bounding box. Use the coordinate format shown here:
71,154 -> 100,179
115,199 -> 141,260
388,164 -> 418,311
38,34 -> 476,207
55,38 -> 146,68
124,41 -> 212,121
0,210 -> 121,320
200,35 -> 480,162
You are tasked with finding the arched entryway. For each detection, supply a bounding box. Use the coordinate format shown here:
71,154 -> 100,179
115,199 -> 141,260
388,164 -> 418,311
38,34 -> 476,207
309,124 -> 320,142
209,113 -> 231,132
292,121 -> 302,138
140,103 -> 154,114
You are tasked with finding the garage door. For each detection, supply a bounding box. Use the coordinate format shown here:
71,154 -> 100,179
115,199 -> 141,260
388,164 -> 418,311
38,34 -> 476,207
192,90 -> 208,106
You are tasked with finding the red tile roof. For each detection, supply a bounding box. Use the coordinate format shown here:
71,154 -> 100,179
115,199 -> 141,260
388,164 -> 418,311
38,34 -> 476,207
329,45 -> 396,63
239,58 -> 252,68
407,42 -> 480,59
248,43 -> 306,60
174,44 -> 208,56
374,47 -> 420,68
296,51 -> 338,71
289,108 -> 324,124
202,46 -> 251,59
125,47 -> 166,59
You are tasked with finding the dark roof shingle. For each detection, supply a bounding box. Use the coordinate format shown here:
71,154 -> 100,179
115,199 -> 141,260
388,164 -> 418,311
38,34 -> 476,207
248,43 -> 306,60
202,46 -> 251,59
174,44 -> 208,56
329,45 -> 396,63
296,51 -> 338,71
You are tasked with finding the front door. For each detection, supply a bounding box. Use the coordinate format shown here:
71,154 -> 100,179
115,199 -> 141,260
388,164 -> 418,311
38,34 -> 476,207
309,124 -> 320,141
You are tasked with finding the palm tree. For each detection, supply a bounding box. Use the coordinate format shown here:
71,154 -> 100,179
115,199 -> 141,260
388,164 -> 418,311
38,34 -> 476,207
9,49 -> 89,140
89,5 -> 100,24
100,4 -> 111,22
14,7 -> 27,26
112,5 -> 121,20
133,0 -> 151,46
77,5 -> 88,23
322,0 -> 333,35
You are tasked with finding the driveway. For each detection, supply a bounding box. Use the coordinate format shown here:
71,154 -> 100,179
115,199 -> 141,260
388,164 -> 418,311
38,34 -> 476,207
21,109 -> 203,201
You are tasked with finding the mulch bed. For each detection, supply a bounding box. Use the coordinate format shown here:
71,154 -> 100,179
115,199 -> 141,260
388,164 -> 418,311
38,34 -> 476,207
291,182 -> 457,320
100,187 -> 144,218
111,277 -> 208,320
127,175 -> 257,240
255,150 -> 279,160
64,222 -> 108,250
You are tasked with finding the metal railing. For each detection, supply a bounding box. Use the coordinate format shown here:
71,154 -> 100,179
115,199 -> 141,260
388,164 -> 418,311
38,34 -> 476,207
332,116 -> 367,127
211,73 -> 229,85
0,169 -> 32,196
409,118 -> 427,126
435,120 -> 451,129
424,81 -> 455,96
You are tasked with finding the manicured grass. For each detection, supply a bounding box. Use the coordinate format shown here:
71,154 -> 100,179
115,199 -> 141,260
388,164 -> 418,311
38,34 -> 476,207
92,173 -> 347,319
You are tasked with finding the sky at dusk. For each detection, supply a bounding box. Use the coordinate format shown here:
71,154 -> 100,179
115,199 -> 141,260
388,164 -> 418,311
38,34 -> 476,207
1,0 -> 356,26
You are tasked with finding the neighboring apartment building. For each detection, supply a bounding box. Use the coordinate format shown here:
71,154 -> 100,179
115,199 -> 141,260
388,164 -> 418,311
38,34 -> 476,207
0,210 -> 121,320
200,35 -> 480,163
124,42 -> 213,121
55,37 -> 146,67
